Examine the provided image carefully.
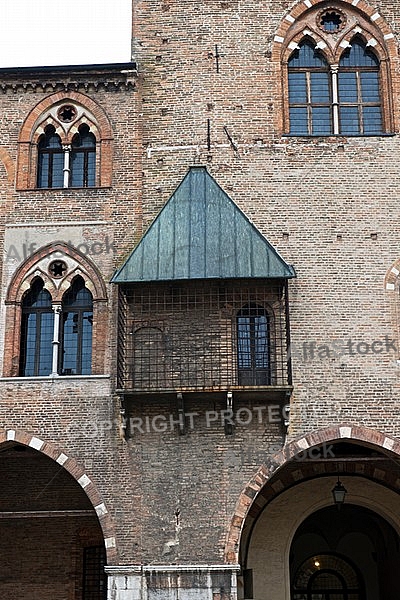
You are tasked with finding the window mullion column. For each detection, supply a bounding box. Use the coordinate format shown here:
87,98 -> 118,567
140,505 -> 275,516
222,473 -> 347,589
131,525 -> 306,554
63,144 -> 71,188
306,72 -> 312,134
331,64 -> 340,134
51,304 -> 62,376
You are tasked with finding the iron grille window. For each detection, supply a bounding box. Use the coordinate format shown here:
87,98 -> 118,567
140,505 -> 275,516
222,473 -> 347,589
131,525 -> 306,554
37,125 -> 64,188
288,38 -> 382,135
71,124 -> 96,187
83,546 -> 107,600
61,277 -> 93,375
237,304 -> 271,385
119,280 -> 290,391
20,278 -> 54,376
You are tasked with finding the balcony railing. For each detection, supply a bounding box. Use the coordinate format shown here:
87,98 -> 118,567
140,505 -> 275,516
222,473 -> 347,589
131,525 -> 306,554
117,279 -> 291,394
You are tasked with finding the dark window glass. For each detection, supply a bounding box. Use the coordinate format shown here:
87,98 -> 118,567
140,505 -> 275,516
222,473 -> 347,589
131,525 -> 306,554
37,125 -> 64,188
288,42 -> 332,135
61,277 -> 93,375
71,124 -> 96,187
83,546 -> 107,600
237,304 -> 270,385
338,40 -> 382,134
20,279 -> 54,376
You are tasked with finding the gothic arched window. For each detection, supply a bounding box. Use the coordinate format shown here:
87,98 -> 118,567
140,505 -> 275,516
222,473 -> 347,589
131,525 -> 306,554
61,277 -> 93,375
37,125 -> 64,188
20,278 -> 54,376
280,2 -> 393,136
338,39 -> 382,134
237,304 -> 270,385
288,41 -> 332,135
71,124 -> 96,188
288,39 -> 382,135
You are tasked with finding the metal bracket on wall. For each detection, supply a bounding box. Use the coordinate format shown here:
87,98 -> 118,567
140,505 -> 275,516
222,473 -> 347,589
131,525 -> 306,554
118,394 -> 127,439
177,392 -> 186,435
225,391 -> 234,436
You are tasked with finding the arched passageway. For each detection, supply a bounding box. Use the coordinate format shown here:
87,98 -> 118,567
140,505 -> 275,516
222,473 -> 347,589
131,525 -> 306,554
0,441 -> 106,600
237,436 -> 400,600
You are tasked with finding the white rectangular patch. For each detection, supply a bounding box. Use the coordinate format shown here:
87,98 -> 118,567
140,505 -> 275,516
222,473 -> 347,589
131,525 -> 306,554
29,437 -> 44,450
383,437 -> 394,451
56,453 -> 68,466
371,12 -> 380,21
391,267 -> 399,276
386,283 -> 395,290
303,0 -> 312,7
297,437 -> 309,450
288,41 -> 299,50
384,33 -> 395,40
95,503 -> 108,518
273,35 -> 284,43
285,14 -> 295,23
78,474 -> 91,489
105,537 -> 116,549
339,427 -> 352,438
6,430 -> 15,441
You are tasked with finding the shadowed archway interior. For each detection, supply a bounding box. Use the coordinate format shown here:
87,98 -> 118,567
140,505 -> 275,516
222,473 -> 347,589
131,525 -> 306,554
0,442 -> 106,600
291,504 -> 400,600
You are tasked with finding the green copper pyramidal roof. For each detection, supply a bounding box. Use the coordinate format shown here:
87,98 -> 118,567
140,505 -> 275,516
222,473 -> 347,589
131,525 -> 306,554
111,167 -> 295,283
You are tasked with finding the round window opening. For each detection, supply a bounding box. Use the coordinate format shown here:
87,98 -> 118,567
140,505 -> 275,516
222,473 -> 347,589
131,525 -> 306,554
57,104 -> 77,123
48,260 -> 68,279
317,8 -> 347,33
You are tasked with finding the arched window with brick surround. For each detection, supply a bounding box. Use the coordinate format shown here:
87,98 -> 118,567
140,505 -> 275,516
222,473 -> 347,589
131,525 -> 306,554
276,1 -> 396,136
16,92 -> 113,190
4,243 -> 108,378
37,124 -> 64,188
61,276 -> 93,376
20,278 -> 54,376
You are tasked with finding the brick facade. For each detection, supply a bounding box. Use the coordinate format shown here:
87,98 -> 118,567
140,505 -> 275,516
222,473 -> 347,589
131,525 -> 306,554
1,1 -> 400,599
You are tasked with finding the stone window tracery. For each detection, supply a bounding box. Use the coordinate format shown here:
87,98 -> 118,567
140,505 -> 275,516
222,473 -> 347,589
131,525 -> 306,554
278,1 -> 395,136
4,243 -> 108,378
16,92 -> 113,190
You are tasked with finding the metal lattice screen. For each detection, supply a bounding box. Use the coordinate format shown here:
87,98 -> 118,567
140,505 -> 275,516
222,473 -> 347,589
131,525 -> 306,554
118,280 -> 290,392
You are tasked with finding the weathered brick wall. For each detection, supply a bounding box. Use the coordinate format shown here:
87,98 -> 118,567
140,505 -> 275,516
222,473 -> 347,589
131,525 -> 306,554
0,0 -> 400,583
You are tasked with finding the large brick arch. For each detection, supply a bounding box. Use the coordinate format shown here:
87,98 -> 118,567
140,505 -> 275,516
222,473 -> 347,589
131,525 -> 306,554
225,424 -> 400,563
0,428 -> 117,561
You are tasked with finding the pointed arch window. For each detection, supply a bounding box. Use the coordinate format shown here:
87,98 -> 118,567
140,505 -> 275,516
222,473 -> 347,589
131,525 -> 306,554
237,304 -> 270,385
338,39 -> 382,134
71,124 -> 96,188
61,277 -> 93,375
37,123 -> 96,189
20,278 -> 54,376
288,41 -> 332,135
287,38 -> 383,135
37,125 -> 64,188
